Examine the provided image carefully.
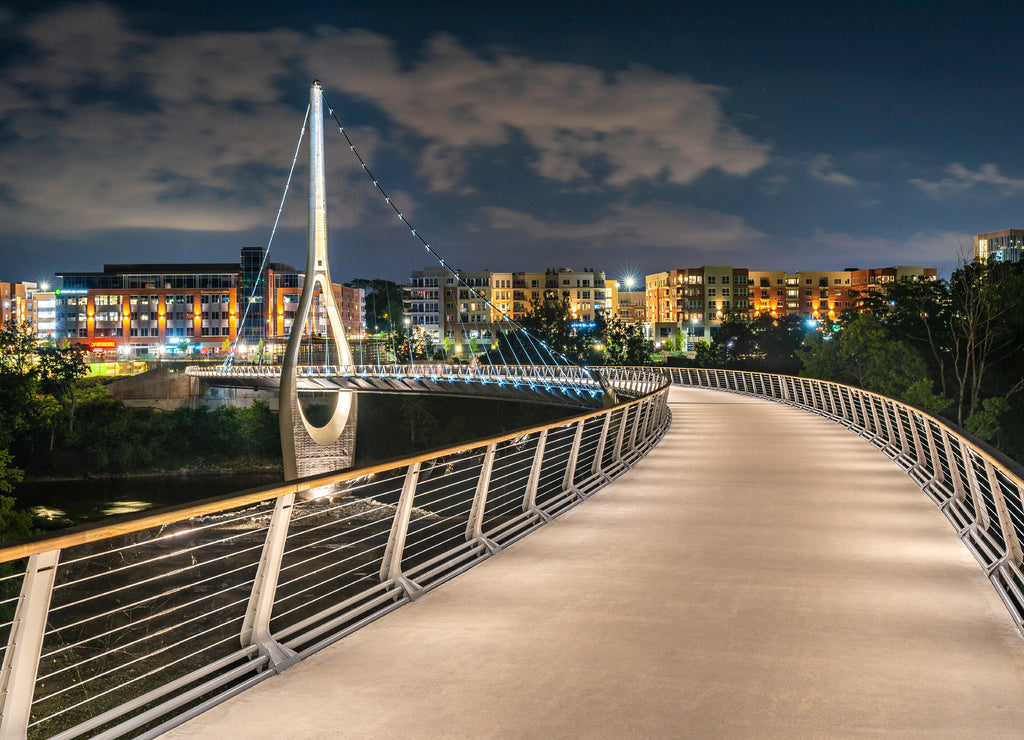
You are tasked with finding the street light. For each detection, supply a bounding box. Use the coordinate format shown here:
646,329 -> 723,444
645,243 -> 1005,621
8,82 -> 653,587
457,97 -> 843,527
403,317 -> 411,363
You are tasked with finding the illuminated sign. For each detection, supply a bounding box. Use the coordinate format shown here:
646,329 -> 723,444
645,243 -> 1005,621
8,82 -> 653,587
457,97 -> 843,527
90,339 -> 117,350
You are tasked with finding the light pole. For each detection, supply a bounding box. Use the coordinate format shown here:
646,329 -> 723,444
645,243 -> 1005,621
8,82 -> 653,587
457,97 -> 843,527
403,317 -> 411,364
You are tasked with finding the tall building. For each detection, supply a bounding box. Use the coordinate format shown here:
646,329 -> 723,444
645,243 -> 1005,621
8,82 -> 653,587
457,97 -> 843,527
975,230 -> 1024,263
54,248 -> 364,357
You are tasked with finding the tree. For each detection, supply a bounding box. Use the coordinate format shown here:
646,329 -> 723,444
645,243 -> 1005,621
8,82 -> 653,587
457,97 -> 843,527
38,341 -> 89,437
603,319 -> 650,366
345,278 -> 406,334
748,313 -> 807,374
947,259 -> 1024,425
875,276 -> 952,399
518,298 -> 603,364
0,450 -> 23,495
798,312 -> 950,415
0,320 -> 42,450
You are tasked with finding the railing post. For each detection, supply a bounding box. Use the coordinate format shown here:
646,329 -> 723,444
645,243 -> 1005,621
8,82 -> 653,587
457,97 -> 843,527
628,401 -> 642,454
466,444 -> 500,553
780,377 -> 792,403
983,458 -> 1024,569
963,447 -> 993,534
523,430 -> 552,520
612,405 -> 629,466
941,432 -> 968,507
240,494 -> 298,672
878,399 -> 897,455
562,419 -> 587,498
0,550 -> 60,740
591,412 -> 613,482
856,392 -> 872,436
923,421 -> 946,491
905,409 -> 926,472
379,462 -> 424,598
825,384 -> 838,418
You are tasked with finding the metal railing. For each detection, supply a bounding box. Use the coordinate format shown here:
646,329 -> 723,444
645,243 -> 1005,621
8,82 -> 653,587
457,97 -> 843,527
187,363 -> 606,388
668,366 -> 1024,637
0,370 -> 670,739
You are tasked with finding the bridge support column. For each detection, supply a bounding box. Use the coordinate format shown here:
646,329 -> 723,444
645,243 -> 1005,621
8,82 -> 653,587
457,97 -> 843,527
0,550 -> 59,740
379,462 -> 425,599
241,494 -> 299,673
466,444 -> 500,554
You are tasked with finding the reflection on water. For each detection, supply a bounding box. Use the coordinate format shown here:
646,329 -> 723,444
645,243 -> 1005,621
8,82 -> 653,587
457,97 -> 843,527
16,473 -> 283,524
100,501 -> 155,517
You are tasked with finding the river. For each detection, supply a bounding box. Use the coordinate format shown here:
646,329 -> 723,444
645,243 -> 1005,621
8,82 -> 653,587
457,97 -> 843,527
14,473 -> 283,525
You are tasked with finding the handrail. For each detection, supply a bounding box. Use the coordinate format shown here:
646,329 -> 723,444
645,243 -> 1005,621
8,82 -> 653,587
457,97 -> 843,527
0,371 -> 664,564
0,368 -> 671,739
664,365 -> 1024,637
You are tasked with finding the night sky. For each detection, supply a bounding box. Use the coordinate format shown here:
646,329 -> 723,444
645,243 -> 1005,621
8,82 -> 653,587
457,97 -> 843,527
0,0 -> 1021,286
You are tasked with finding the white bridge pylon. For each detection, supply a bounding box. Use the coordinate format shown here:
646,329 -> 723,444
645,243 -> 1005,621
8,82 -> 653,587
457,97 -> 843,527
279,80 -> 356,481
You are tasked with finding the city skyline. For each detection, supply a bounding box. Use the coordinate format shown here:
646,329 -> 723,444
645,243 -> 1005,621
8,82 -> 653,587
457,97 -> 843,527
1,1 -> 1021,286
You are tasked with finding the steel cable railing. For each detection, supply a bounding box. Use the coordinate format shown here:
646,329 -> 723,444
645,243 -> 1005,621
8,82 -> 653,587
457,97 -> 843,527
665,366 -> 1024,637
0,369 -> 670,739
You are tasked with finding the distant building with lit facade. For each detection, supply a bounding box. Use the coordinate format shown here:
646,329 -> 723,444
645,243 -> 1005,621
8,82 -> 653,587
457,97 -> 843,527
406,266 -> 607,350
54,248 -> 365,357
0,280 -> 56,340
605,281 -> 645,324
975,230 -> 1024,263
646,264 -> 938,352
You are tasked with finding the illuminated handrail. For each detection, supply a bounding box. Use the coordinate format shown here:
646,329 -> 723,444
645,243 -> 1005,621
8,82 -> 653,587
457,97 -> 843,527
664,366 -> 1024,637
0,370 -> 671,739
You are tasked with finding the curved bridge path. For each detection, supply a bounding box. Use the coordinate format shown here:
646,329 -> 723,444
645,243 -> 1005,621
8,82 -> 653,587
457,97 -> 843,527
165,387 -> 1024,738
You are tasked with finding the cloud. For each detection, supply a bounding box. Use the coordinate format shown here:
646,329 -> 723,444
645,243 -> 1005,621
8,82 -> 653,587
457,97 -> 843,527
910,163 -> 1024,197
479,202 -> 764,251
0,4 -> 769,249
312,32 -> 769,191
807,154 -> 858,186
797,228 -> 971,270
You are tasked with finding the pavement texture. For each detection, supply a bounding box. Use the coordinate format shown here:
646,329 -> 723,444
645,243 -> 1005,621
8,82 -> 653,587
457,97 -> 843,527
164,387 -> 1024,739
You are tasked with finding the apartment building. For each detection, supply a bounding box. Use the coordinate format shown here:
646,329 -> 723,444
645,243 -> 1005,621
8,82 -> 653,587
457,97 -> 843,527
975,229 -> 1024,263
54,248 -> 364,356
605,281 -> 645,324
646,264 -> 937,352
407,266 -> 606,350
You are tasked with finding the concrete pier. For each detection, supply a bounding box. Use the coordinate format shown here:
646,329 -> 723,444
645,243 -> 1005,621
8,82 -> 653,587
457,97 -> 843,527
165,387 -> 1024,738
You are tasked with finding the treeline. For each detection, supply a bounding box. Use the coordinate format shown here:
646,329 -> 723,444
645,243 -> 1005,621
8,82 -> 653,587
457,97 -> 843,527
0,320 -> 281,493
689,259 -> 1024,463
36,399 -> 281,477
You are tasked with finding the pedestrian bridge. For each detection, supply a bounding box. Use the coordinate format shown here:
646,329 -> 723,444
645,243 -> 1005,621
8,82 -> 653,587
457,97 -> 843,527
4,370 -> 1024,738
163,383 -> 1024,738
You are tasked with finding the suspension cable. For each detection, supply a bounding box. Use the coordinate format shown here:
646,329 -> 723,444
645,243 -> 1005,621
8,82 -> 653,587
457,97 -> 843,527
227,104 -> 311,366
320,89 -> 592,392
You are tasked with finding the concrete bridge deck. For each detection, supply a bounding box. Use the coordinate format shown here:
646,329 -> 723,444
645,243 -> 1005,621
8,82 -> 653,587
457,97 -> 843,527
165,387 -> 1024,738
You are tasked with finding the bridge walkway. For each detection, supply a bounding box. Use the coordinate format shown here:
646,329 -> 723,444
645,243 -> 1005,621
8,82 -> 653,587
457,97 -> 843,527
165,386 -> 1024,738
